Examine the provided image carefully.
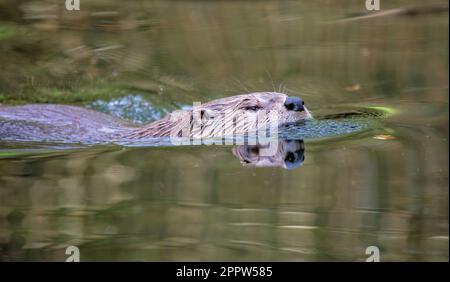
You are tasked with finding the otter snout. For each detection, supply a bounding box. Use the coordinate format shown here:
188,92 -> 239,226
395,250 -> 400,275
284,96 -> 305,112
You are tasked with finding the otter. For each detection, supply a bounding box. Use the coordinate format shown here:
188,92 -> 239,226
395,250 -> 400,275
0,92 -> 311,143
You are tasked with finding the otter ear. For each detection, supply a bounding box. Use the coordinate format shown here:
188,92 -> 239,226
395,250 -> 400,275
199,108 -> 216,120
192,108 -> 216,124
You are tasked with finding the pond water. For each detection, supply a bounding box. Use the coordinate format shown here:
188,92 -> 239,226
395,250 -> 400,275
0,0 -> 448,261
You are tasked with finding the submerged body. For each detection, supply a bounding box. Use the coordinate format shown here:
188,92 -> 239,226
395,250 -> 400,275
0,92 -> 311,144
0,104 -> 135,143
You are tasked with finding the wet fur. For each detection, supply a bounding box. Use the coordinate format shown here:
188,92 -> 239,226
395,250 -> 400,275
126,92 -> 311,139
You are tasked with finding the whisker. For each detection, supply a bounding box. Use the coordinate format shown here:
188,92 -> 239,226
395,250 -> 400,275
265,70 -> 277,93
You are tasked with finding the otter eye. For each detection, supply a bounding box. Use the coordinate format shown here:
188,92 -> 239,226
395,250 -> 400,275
244,105 -> 261,111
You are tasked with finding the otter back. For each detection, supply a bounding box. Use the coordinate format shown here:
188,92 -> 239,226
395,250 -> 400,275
0,104 -> 136,143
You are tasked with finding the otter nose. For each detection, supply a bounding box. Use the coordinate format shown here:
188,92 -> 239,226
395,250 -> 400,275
284,96 -> 305,112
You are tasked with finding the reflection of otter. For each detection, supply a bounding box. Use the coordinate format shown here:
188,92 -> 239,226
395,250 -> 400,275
0,92 -> 311,143
232,140 -> 305,169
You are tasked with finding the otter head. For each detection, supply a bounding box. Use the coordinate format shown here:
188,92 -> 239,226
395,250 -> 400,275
232,140 -> 305,169
188,92 -> 312,138
127,92 -> 312,139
